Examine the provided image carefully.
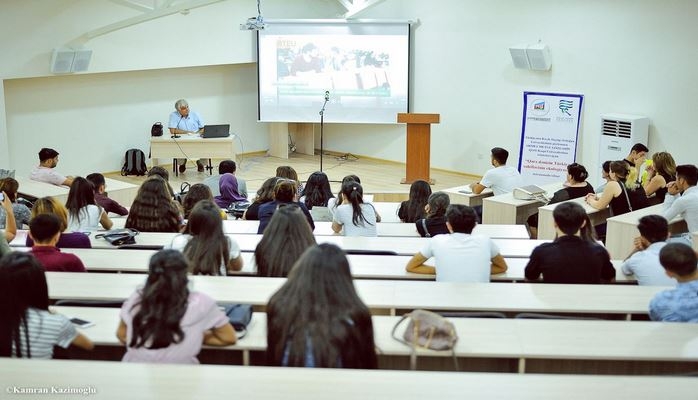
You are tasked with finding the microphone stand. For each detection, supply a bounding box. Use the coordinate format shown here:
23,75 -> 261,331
319,93 -> 329,172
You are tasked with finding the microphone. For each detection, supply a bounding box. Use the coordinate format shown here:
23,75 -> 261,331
325,91 -> 330,101
172,115 -> 183,138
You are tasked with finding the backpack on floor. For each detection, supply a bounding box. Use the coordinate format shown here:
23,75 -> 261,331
121,149 -> 148,176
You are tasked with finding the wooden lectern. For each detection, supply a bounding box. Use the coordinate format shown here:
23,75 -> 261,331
397,113 -> 440,184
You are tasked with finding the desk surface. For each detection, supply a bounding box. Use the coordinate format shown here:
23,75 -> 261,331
33,247 -> 633,283
482,182 -> 563,224
108,218 -> 530,239
2,358 -> 695,400
11,231 -> 549,257
442,185 -> 493,207
45,273 -> 663,315
53,306 -> 698,365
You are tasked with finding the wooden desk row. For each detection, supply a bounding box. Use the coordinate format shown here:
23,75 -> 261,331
3,358 -> 695,400
50,306 -> 698,374
16,247 -> 635,283
108,218 -> 531,239
10,231 -> 549,258
45,272 -> 664,318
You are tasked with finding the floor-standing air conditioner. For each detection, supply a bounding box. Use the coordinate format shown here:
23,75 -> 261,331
598,113 -> 649,164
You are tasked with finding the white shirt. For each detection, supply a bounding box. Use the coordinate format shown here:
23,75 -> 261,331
66,205 -> 102,232
333,203 -> 377,237
620,242 -> 677,286
30,165 -> 67,186
419,233 -> 500,283
480,165 -> 523,195
662,186 -> 698,232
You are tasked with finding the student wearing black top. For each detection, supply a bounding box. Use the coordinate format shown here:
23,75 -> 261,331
526,163 -> 595,237
415,191 -> 450,238
525,202 -> 615,284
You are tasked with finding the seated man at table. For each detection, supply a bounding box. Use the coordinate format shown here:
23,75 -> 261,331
86,173 -> 128,216
649,243 -> 698,322
405,204 -> 507,282
203,160 -> 247,198
468,147 -> 522,222
525,202 -> 615,284
662,164 -> 698,238
621,215 -> 676,286
168,98 -> 206,173
30,148 -> 74,187
29,213 -> 86,272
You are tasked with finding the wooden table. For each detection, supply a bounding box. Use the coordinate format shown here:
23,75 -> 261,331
49,306 -> 698,374
537,197 -> 610,240
605,204 -> 689,259
45,273 -> 663,317
442,185 -> 493,207
482,182 -> 562,224
150,135 -> 235,176
2,358 -> 695,399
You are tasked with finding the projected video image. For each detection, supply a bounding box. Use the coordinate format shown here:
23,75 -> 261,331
258,25 -> 410,124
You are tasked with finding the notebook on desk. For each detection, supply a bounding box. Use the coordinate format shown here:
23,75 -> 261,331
202,124 -> 230,138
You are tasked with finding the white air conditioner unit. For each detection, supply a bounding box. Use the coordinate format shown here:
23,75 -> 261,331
598,113 -> 649,164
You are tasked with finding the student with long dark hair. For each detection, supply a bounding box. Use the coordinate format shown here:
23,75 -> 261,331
125,176 -> 182,232
65,176 -> 112,231
332,181 -> 380,236
300,171 -> 334,210
327,174 -> 361,214
116,250 -> 236,363
255,204 -> 316,277
0,177 -> 31,229
586,160 -> 648,216
243,177 -> 278,221
266,243 -> 377,368
415,191 -> 450,237
258,179 -> 314,234
168,200 -> 242,275
181,183 -> 226,220
0,252 -> 93,358
398,180 -> 431,223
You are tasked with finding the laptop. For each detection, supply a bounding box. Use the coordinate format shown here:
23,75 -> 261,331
202,124 -> 230,138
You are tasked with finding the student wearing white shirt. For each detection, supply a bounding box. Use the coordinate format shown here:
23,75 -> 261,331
332,181 -> 380,237
469,147 -> 523,196
662,164 -> 698,234
621,215 -> 677,286
405,204 -> 507,282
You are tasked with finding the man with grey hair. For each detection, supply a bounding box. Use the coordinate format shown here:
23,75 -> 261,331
168,99 -> 206,173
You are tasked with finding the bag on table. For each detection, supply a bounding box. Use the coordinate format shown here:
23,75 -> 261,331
95,228 -> 139,246
222,303 -> 253,338
391,309 -> 459,370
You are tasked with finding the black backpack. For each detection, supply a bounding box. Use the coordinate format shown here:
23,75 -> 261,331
121,149 -> 148,176
151,122 -> 163,137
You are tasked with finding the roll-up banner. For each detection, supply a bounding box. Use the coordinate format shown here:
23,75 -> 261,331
518,92 -> 584,185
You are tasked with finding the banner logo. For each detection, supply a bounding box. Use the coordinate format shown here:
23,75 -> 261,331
530,99 -> 549,116
559,100 -> 573,116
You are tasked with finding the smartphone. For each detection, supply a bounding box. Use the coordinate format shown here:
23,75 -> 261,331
70,317 -> 95,329
0,193 -> 4,201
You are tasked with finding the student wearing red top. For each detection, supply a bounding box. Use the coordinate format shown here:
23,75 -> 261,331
29,214 -> 86,272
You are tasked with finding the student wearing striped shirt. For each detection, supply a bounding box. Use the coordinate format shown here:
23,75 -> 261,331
0,252 -> 93,358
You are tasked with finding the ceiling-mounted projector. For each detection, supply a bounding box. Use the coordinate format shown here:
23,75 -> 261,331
240,16 -> 266,30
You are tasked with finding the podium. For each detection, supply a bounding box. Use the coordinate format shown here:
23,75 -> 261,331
397,113 -> 440,184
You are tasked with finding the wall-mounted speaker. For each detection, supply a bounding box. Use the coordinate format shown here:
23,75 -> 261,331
50,48 -> 92,74
509,43 -> 551,71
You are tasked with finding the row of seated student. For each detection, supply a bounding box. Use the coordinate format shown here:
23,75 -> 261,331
0,244 -> 378,367
2,240 -> 697,364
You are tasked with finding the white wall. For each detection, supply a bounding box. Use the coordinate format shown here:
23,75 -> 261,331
2,0 -> 698,183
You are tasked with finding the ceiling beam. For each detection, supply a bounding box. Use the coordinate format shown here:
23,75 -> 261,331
83,0 -> 225,41
108,0 -> 153,13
